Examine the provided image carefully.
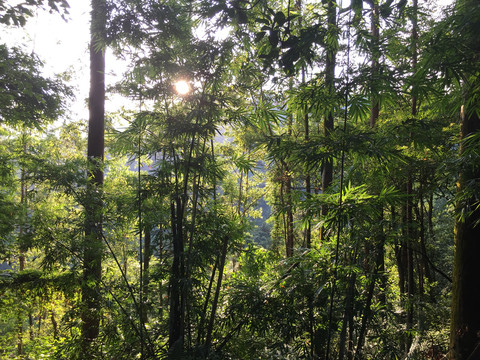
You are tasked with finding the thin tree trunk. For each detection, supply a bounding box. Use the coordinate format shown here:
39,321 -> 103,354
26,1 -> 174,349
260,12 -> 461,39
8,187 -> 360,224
284,78 -> 295,257
427,194 -> 438,288
347,311 -> 355,360
339,272 -> 356,360
304,101 -> 314,354
416,196 -> 432,285
406,178 -> 415,351
197,259 -> 218,345
169,198 -> 185,352
17,313 -> 23,356
285,170 -> 294,257
123,242 -> 128,277
404,0 -> 419,347
299,4 -> 312,249
320,0 -> 337,242
243,162 -> 249,219
183,142 -> 205,348
159,224 -> 164,321
411,0 -> 419,117
197,139 -> 220,348
279,162 -> 294,257
37,309 -> 42,334
370,0 -> 380,128
339,231 -> 359,360
322,4 -> 340,353
354,277 -> 375,360
51,310 -> 58,340
304,108 -> 312,248
142,225 -> 152,324
354,233 -> 385,360
238,170 -> 243,214
352,4 -> 385,356
81,0 -> 106,350
427,194 -> 434,239
205,236 -> 229,352
17,132 -> 27,356
393,205 -> 406,296
377,211 -> 386,307
28,314 -> 33,340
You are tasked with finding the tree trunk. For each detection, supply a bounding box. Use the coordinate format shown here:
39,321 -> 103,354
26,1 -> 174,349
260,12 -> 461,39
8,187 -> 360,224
299,2 -> 312,249
197,259 -> 218,345
304,107 -> 312,248
449,102 -> 480,360
205,236 -> 229,352
416,196 -> 432,287
17,132 -> 27,356
284,80 -> 295,257
405,0 -> 419,347
159,224 -> 164,321
339,272 -> 356,360
411,0 -> 419,117
285,170 -> 294,257
370,0 -> 380,128
142,225 -> 152,324
169,198 -> 185,352
279,161 -> 294,257
354,276 -> 375,360
320,0 -> 337,242
51,310 -> 58,340
354,234 -> 385,360
404,178 -> 416,352
82,0 -> 106,350
238,170 -> 243,214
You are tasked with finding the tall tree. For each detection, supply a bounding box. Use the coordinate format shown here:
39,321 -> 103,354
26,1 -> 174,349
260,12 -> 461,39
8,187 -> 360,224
450,97 -> 480,360
450,123 -> 480,359
405,0 -> 419,351
369,0 -> 380,128
449,1 -> 480,357
81,0 -> 106,350
320,0 -> 338,242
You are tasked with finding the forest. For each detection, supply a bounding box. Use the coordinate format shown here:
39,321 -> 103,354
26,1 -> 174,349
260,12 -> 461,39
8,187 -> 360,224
1,0 -> 479,358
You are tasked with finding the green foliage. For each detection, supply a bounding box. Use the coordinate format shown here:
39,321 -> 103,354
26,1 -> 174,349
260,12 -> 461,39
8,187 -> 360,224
0,45 -> 71,129
0,0 -> 69,26
0,0 -> 469,358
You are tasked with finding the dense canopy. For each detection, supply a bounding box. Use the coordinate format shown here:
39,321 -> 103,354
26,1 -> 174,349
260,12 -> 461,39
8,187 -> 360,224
1,0 -> 479,359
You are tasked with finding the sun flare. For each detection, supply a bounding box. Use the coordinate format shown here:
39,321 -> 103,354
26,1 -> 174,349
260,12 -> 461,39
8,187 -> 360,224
174,80 -> 191,95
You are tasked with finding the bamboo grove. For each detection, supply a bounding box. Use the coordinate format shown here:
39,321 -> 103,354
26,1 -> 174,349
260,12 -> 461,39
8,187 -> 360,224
1,0 -> 479,358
